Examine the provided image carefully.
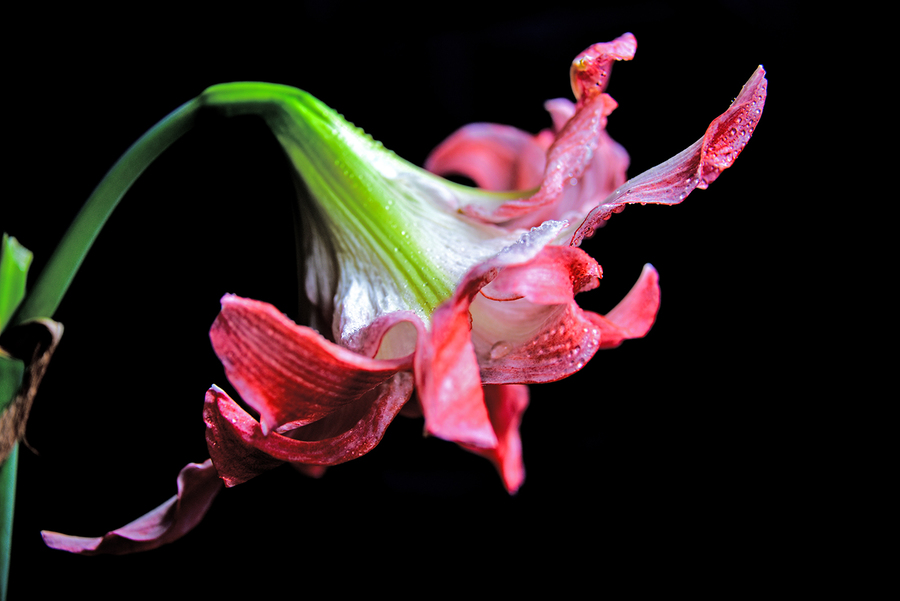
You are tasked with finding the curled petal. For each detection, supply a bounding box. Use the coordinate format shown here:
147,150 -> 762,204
570,32 -> 638,102
424,123 -> 547,191
594,264 -> 660,349
461,384 -> 529,494
41,460 -> 222,555
474,245 -> 604,384
210,294 -> 412,435
570,66 -> 767,246
204,376 -> 412,486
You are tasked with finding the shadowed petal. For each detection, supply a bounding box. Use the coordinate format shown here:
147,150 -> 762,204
41,460 -> 222,555
423,123 -> 547,191
570,66 -> 767,246
210,294 -> 412,435
204,375 -> 412,486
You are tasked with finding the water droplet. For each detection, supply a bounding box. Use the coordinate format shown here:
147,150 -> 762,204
490,340 -> 513,360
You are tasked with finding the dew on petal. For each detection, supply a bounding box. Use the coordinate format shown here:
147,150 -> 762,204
489,340 -> 514,360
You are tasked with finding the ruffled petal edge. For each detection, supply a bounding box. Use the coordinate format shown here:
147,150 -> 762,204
204,372 -> 413,486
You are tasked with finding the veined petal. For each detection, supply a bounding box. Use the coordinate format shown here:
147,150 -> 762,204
460,384 -> 529,494
568,66 -> 768,246
210,294 -> 413,435
204,376 -> 411,486
41,460 -> 221,555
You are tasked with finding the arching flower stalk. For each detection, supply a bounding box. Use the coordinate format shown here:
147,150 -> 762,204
41,33 -> 766,555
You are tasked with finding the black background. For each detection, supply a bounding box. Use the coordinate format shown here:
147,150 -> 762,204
4,1 -> 809,596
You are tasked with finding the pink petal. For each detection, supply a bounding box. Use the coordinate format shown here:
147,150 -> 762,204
593,264 -> 660,349
505,128 -> 630,232
204,376 -> 412,487
210,294 -> 412,435
427,94 -> 630,232
424,123 -> 547,191
41,460 -> 222,555
569,32 -> 638,103
461,384 -> 529,494
416,288 -> 499,450
452,33 -> 636,225
570,66 -> 767,246
459,92 -> 620,224
544,98 -> 576,133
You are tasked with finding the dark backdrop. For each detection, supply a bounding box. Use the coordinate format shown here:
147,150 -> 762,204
5,1 -> 802,595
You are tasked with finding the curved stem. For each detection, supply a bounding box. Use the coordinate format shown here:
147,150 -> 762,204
2,95 -> 201,600
13,97 -> 202,325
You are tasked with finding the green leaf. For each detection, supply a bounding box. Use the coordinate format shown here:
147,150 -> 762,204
0,234 -> 32,333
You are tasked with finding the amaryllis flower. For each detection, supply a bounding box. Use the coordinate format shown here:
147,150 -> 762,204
42,33 -> 766,554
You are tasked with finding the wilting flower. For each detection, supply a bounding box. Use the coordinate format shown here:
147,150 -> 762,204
42,33 -> 766,554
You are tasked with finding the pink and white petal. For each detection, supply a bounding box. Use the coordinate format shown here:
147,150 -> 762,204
506,129 -> 630,231
413,221 -> 568,449
204,375 -> 412,487
569,66 -> 767,246
210,294 -> 411,435
594,263 -> 660,349
461,384 -> 529,494
41,460 -> 222,555
472,245 -> 606,384
424,123 -> 547,191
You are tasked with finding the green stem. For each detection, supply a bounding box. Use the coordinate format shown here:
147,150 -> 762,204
2,95 -> 201,600
13,97 -> 202,325
0,444 -> 17,601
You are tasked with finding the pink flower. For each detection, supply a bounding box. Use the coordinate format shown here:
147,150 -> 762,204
42,33 -> 766,554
